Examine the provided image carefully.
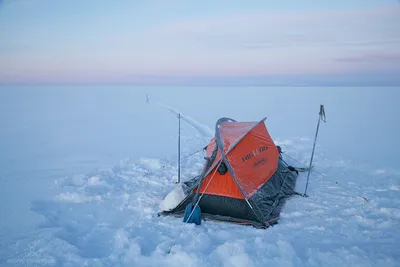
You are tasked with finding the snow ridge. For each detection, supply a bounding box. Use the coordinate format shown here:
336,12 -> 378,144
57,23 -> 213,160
145,94 -> 214,139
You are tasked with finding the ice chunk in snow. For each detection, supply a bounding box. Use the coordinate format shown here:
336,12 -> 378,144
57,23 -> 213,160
139,158 -> 163,170
87,176 -> 109,187
159,184 -> 186,211
55,192 -> 102,203
374,169 -> 386,175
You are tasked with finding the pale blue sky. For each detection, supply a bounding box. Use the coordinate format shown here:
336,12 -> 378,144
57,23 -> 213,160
0,0 -> 399,84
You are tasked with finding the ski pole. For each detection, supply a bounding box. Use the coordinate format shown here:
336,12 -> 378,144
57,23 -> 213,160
304,105 -> 326,197
177,113 -> 181,184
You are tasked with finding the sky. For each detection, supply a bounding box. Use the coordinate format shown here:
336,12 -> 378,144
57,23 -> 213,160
0,0 -> 400,85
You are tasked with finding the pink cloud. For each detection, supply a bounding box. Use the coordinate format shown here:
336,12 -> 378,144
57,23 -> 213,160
1,3 -> 399,82
335,51 -> 400,68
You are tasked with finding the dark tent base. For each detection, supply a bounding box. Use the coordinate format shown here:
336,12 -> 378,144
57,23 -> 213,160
161,210 -> 270,229
160,157 -> 299,229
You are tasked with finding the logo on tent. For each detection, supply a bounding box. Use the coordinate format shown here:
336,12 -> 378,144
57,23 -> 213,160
253,157 -> 267,168
242,145 -> 269,163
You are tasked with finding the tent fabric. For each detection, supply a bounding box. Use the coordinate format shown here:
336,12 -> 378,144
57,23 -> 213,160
225,122 -> 279,198
197,169 -> 243,199
160,117 -> 299,228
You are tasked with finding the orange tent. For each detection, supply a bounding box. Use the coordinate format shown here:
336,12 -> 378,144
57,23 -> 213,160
161,117 -> 299,228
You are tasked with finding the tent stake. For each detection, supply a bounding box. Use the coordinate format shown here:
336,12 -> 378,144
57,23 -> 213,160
176,113 -> 181,184
303,105 -> 326,197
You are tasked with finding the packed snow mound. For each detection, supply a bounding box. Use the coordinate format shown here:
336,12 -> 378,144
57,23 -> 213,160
159,183 -> 186,211
4,138 -> 398,267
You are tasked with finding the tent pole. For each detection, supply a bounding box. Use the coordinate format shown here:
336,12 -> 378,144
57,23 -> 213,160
177,113 -> 181,184
303,105 -> 326,197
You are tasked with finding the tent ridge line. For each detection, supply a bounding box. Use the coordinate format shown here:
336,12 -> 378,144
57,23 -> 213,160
225,117 -> 267,155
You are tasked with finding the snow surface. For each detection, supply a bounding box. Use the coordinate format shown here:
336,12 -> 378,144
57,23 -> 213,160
1,86 -> 399,267
6,138 -> 398,267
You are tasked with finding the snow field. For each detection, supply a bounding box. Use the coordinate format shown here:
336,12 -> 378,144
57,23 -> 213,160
2,136 -> 395,267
